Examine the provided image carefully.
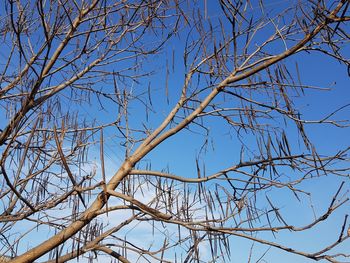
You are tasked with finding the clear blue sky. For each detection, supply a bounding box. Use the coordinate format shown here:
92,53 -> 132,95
80,1 -> 350,262
1,0 -> 350,262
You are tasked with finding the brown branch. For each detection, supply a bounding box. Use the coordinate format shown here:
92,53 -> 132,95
53,127 -> 86,207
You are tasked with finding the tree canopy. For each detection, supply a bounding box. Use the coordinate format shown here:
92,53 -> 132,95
0,0 -> 350,262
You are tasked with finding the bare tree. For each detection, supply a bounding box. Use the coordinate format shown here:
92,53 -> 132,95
1,0 -> 350,262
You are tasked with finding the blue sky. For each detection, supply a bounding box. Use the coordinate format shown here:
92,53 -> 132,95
76,1 -> 350,261
1,0 -> 350,262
